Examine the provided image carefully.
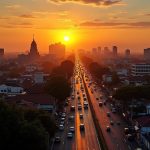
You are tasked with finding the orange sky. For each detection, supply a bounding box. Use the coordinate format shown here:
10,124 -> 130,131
0,0 -> 150,54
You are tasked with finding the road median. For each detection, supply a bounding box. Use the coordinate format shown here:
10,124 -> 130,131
82,73 -> 108,150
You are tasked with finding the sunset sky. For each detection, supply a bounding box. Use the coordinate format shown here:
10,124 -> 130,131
0,0 -> 150,54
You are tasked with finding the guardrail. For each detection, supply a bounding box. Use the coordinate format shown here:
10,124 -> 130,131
81,72 -> 108,150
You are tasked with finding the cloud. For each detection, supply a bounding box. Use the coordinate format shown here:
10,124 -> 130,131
19,14 -> 36,18
5,4 -> 21,9
79,21 -> 150,28
48,0 -> 122,6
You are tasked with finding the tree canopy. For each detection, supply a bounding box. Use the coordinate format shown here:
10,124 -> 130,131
88,62 -> 110,80
45,75 -> 71,102
113,85 -> 150,101
0,101 -> 56,150
51,59 -> 74,80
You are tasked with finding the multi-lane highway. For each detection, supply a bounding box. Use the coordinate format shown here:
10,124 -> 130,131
81,62 -> 138,150
53,56 -> 140,150
53,60 -> 100,150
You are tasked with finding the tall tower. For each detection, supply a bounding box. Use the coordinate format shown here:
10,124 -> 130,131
125,49 -> 130,58
112,46 -> 117,57
29,35 -> 39,58
0,48 -> 4,57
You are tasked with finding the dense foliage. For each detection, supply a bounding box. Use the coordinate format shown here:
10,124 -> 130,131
113,85 -> 150,101
0,101 -> 56,150
51,60 -> 74,80
45,75 -> 71,102
88,62 -> 110,80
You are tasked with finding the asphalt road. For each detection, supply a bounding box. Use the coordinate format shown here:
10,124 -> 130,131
53,61 -> 100,150
82,68 -> 138,150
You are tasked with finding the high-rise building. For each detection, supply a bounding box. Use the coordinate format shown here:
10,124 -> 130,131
92,48 -> 97,54
29,36 -> 40,58
0,48 -> 4,57
103,47 -> 110,55
125,49 -> 130,58
97,47 -> 101,53
144,48 -> 150,61
112,46 -> 117,57
49,42 -> 65,59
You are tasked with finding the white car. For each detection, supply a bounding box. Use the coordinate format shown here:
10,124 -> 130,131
69,115 -> 74,120
59,124 -> 64,130
61,117 -> 65,121
67,132 -> 73,138
69,126 -> 75,132
79,114 -> 83,119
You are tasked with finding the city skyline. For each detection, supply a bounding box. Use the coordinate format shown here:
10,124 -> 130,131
0,0 -> 150,54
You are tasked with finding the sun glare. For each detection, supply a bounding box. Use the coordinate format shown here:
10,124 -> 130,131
64,35 -> 70,42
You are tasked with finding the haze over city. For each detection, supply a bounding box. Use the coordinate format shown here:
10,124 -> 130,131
1,1 -> 150,150
0,0 -> 150,54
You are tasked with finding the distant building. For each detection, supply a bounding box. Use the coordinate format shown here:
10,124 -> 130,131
49,42 -> 65,59
34,72 -> 44,84
0,83 -> 24,95
125,49 -> 130,58
29,36 -> 40,59
103,47 -> 110,55
112,46 -> 117,57
0,48 -> 4,56
144,48 -> 150,61
131,63 -> 150,76
17,36 -> 40,63
92,48 -> 97,55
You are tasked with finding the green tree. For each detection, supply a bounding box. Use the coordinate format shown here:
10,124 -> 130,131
45,75 -> 71,103
88,62 -> 110,80
110,72 -> 120,85
0,101 -> 56,150
60,60 -> 74,79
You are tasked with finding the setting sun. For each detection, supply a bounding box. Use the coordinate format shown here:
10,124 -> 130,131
64,36 -> 70,42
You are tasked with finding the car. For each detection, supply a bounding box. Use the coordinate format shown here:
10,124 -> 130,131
80,114 -> 83,119
112,108 -> 116,113
80,124 -> 85,131
126,134 -> 134,141
55,136 -> 61,143
65,102 -> 69,106
99,102 -> 103,106
110,120 -> 114,125
59,124 -> 64,130
83,94 -> 86,97
62,113 -> 66,118
60,121 -> 65,125
70,106 -> 75,111
69,126 -> 75,132
69,115 -> 74,121
67,132 -> 73,138
84,103 -> 88,109
106,126 -> 111,132
78,105 -> 82,110
61,117 -> 65,121
83,97 -> 87,101
124,128 -> 129,134
103,101 -> 106,105
107,112 -> 110,117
